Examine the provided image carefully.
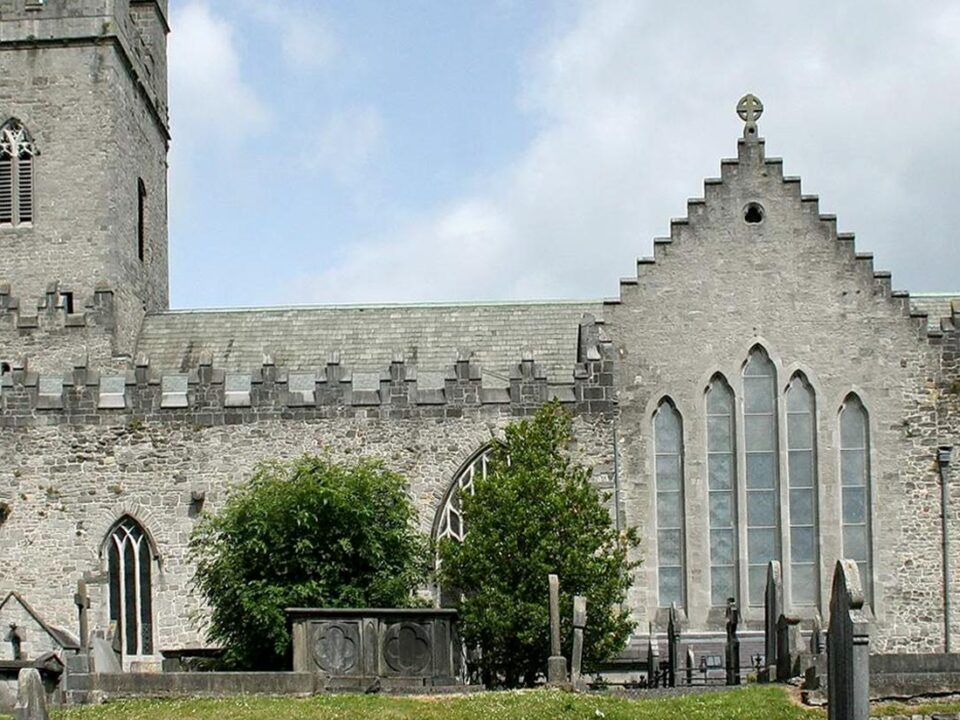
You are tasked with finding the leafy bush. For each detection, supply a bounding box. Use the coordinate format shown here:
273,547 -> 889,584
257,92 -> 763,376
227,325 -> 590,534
438,401 -> 640,687
190,455 -> 428,669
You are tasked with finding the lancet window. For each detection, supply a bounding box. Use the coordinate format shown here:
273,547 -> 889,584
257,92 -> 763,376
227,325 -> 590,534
840,395 -> 872,601
654,399 -> 685,607
106,516 -> 155,658
435,448 -> 491,543
786,374 -> 819,606
706,376 -> 737,606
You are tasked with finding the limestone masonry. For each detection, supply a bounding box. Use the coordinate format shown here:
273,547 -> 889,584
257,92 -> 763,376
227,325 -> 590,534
0,0 -> 958,670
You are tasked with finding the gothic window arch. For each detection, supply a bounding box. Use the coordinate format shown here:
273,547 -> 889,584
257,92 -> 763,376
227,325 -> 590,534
0,119 -> 36,227
103,516 -> 156,658
654,398 -> 685,607
706,375 -> 738,606
434,447 -> 491,543
786,373 -> 819,606
742,346 -> 780,606
840,394 -> 872,602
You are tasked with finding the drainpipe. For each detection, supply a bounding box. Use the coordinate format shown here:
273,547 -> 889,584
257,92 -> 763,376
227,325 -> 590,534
941,446 -> 955,654
613,419 -> 622,534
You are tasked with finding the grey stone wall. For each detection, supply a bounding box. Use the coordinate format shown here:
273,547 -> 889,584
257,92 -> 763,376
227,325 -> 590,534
0,399 -> 614,654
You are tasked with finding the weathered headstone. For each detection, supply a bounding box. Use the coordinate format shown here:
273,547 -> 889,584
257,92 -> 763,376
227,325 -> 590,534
685,647 -> 695,686
570,595 -> 587,687
762,561 -> 783,682
725,597 -> 741,685
667,603 -> 681,688
827,560 -> 870,720
776,613 -> 802,681
547,574 -> 566,684
12,667 -> 48,720
646,622 -> 660,688
74,579 -> 91,652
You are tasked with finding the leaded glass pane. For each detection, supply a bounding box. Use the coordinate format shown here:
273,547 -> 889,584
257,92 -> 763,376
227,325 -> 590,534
791,527 -> 816,563
746,453 -> 776,488
790,489 -> 815,525
791,564 -> 817,606
748,528 -> 777,564
712,567 -> 736,606
657,492 -> 682,529
841,450 -> 866,487
709,453 -> 733,489
747,490 -> 776,526
842,487 -> 867,524
707,415 -> 732,451
655,456 -> 681,491
843,525 -> 868,562
709,492 -> 734,527
655,408 -> 681,452
710,529 -> 735,565
658,529 -> 683,566
745,415 -> 776,451
787,414 -> 813,449
659,568 -> 682,606
788,451 -> 814,488
841,400 -> 866,448
748,566 -> 767,606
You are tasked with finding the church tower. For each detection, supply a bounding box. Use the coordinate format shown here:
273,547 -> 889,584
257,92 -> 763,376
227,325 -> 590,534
0,0 -> 170,359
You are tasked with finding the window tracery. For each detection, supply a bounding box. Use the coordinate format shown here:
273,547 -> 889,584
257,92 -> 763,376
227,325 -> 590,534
0,120 -> 36,227
106,516 -> 155,658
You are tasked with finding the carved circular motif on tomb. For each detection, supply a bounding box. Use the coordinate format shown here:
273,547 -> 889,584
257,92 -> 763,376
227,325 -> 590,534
383,622 -> 431,675
313,623 -> 359,675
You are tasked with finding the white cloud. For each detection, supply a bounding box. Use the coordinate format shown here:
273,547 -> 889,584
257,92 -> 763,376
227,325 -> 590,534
305,106 -> 384,185
240,1 -> 338,72
168,2 -> 270,144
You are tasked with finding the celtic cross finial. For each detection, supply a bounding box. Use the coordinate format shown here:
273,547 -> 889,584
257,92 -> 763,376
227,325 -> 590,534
737,94 -> 763,141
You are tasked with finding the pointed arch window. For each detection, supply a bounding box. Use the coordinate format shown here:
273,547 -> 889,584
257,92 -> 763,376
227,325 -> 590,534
0,120 -> 36,227
106,517 -> 155,658
786,374 -> 819,606
435,449 -> 491,543
743,348 -> 780,606
655,400 -> 685,607
707,377 -> 738,606
840,395 -> 872,601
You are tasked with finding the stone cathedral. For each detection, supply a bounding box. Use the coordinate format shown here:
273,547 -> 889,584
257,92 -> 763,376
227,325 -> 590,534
0,0 -> 958,671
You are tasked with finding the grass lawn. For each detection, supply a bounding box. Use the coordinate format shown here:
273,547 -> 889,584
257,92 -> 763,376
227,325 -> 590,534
13,686 -> 822,720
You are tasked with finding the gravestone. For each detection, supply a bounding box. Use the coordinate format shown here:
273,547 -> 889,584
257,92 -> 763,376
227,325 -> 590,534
646,622 -> 660,688
725,597 -> 741,685
547,574 -> 566,685
667,603 -> 681,688
827,560 -> 870,720
685,647 -> 695,686
763,561 -> 783,682
810,612 -> 824,655
570,595 -> 586,687
12,668 -> 47,720
776,613 -> 802,681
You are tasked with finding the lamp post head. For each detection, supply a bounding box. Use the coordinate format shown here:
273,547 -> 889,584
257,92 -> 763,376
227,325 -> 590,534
940,447 -> 954,467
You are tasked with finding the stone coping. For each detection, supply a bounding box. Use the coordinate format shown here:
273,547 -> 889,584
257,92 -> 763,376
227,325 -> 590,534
286,608 -> 458,619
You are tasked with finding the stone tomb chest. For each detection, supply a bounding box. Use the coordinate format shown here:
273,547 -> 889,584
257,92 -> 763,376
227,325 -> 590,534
287,608 -> 462,689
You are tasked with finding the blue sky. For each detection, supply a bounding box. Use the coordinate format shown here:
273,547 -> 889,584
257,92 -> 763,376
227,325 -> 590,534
168,1 -> 960,309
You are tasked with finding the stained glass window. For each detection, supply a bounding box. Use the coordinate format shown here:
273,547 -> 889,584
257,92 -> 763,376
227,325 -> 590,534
655,400 -> 685,607
707,377 -> 737,606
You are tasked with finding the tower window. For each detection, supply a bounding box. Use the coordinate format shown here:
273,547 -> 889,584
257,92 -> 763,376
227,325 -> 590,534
106,516 -> 155,658
0,119 -> 36,227
137,178 -> 147,262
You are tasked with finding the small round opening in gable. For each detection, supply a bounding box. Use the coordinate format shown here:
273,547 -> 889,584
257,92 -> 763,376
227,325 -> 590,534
744,203 -> 765,224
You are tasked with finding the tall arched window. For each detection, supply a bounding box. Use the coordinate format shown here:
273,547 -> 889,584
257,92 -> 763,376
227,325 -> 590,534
0,119 -> 36,227
106,517 -> 155,658
707,376 -> 737,606
654,400 -> 685,607
137,178 -> 147,262
435,449 -> 490,543
786,374 -> 819,606
840,395 -> 872,601
743,347 -> 780,606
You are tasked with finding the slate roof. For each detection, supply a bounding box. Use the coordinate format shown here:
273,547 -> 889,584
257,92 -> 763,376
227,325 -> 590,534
910,293 -> 960,331
136,301 -> 604,388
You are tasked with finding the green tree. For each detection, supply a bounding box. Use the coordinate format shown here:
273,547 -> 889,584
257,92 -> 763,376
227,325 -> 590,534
190,455 -> 428,669
438,401 -> 640,687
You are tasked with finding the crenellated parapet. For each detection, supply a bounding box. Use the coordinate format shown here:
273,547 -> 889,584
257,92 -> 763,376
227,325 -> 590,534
0,282 -> 115,334
0,334 -> 617,427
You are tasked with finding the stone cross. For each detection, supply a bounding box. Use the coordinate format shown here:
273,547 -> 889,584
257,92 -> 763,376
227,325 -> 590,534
737,93 -> 763,139
74,579 -> 91,652
667,603 -> 681,688
13,667 -> 48,720
646,622 -> 660,688
828,560 -> 871,720
570,595 -> 587,687
725,597 -> 741,686
547,574 -> 566,684
763,561 -> 783,682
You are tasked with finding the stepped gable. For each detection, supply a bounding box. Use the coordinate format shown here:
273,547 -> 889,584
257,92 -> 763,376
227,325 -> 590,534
135,301 -> 604,388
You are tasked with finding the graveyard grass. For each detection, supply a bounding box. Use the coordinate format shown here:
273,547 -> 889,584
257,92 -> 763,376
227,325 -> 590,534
28,686 -> 826,720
